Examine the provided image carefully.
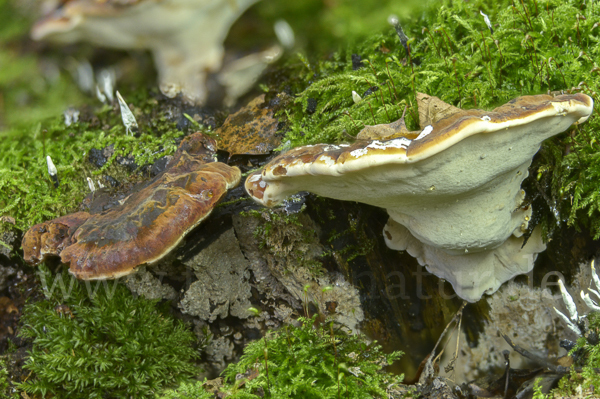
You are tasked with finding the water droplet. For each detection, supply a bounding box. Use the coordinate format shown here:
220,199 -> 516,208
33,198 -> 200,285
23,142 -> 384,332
200,190 -> 214,200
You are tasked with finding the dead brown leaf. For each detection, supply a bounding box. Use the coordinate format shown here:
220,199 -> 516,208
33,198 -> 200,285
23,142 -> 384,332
0,297 -> 18,316
416,92 -> 462,128
216,94 -> 283,156
356,107 -> 419,140
0,216 -> 15,225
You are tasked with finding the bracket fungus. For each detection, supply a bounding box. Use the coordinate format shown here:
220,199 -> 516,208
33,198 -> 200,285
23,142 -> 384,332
23,132 -> 241,279
245,93 -> 594,302
31,0 -> 259,103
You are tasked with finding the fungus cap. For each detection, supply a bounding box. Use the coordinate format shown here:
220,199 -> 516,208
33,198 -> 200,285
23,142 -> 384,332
245,93 -> 594,302
22,132 -> 241,279
22,212 -> 91,265
62,160 -> 240,279
31,0 -> 259,103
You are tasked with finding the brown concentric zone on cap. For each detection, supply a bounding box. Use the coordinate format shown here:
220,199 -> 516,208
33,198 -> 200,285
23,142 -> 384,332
265,93 -> 593,174
406,93 -> 593,160
22,132 -> 241,280
244,93 -> 593,205
62,161 -> 240,280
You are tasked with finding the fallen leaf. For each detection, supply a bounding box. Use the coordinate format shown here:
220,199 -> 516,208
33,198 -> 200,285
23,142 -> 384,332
0,297 -> 18,316
416,92 -> 462,128
215,94 -> 284,156
356,107 -> 419,140
0,216 -> 15,225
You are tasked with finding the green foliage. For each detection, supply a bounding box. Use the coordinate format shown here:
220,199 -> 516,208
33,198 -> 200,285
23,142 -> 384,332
240,209 -> 325,277
0,92 -> 182,233
17,266 -> 199,399
284,0 -> 600,238
160,381 -> 213,399
0,358 -> 16,399
222,316 -> 403,398
532,378 -> 548,399
161,316 -> 403,398
549,311 -> 600,396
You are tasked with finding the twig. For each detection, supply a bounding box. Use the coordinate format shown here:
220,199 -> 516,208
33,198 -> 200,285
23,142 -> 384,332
367,102 -> 377,125
416,301 -> 467,384
501,333 -> 570,374
503,350 -> 510,399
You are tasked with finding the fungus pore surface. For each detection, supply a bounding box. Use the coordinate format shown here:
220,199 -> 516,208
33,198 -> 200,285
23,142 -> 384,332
245,93 -> 594,302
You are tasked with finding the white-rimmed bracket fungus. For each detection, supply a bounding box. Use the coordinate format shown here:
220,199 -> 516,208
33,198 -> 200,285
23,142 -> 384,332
245,93 -> 594,302
31,0 -> 259,104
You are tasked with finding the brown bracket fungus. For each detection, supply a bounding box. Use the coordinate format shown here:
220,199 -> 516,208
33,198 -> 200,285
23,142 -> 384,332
23,132 -> 241,279
31,0 -> 259,104
245,93 -> 594,302
22,212 -> 92,266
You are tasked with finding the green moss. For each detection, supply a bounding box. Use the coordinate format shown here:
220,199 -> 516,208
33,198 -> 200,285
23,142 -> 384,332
282,0 -> 600,238
0,89 -> 183,234
160,380 -> 213,399
0,358 -> 16,399
553,312 -> 600,396
161,315 -> 403,398
241,208 -> 326,277
532,378 -> 548,399
17,266 -> 199,399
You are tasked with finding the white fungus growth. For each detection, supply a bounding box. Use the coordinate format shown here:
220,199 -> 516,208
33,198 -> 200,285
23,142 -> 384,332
46,155 -> 57,177
87,177 -> 96,193
97,69 -> 115,103
116,91 -> 139,136
480,10 -> 493,34
64,108 -> 80,127
350,148 -> 368,158
555,260 -> 600,336
71,59 -> 94,93
274,19 -> 295,49
95,85 -> 107,103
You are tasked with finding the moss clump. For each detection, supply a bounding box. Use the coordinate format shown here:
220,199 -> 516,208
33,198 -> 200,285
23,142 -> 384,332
0,90 -> 183,235
0,358 -> 16,399
242,208 -> 326,277
161,315 -> 403,398
544,311 -> 600,397
281,0 -> 600,238
17,266 -> 199,399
